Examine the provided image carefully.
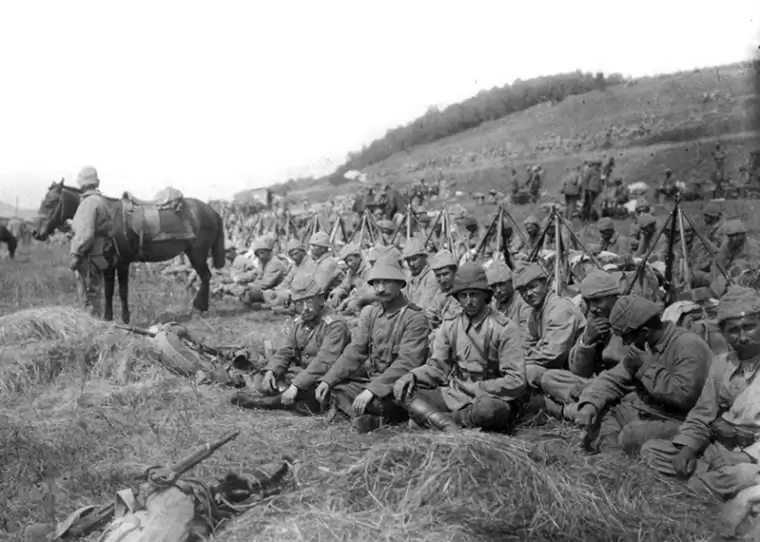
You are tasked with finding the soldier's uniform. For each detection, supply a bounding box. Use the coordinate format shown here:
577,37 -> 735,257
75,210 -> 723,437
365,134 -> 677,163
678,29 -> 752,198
510,216 -> 541,257
658,169 -> 679,204
264,239 -> 315,306
529,165 -> 543,204
575,295 -> 713,454
318,257 -> 430,433
68,166 -> 113,318
485,262 -> 529,328
540,270 -> 625,415
402,237 -> 439,316
513,263 -> 586,387
428,249 -> 462,327
596,217 -> 633,256
231,276 -> 351,413
243,237 -> 289,303
641,288 -> 760,499
702,203 -> 724,246
581,161 -> 604,221
709,219 -> 760,296
396,263 -> 527,432
308,231 -> 344,297
329,243 -> 370,311
561,167 -> 582,219
634,214 -> 658,259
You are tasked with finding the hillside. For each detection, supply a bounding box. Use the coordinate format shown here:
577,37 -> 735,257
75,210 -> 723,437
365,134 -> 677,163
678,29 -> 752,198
280,62 -> 758,201
0,201 -> 36,222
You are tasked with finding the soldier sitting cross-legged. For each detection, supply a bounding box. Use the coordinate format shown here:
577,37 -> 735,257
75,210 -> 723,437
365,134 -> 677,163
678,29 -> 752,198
393,262 -> 527,433
230,275 -> 351,414
315,255 -> 431,434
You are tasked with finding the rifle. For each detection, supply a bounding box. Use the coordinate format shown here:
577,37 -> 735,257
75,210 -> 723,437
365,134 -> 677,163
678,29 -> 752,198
54,431 -> 240,540
114,324 -> 156,337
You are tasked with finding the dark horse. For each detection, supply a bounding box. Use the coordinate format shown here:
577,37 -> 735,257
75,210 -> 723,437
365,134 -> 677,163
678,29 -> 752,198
0,225 -> 17,259
32,180 -> 226,324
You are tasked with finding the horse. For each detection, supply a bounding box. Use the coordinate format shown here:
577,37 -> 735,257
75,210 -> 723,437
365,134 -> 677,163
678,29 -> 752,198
32,180 -> 226,324
0,225 -> 18,259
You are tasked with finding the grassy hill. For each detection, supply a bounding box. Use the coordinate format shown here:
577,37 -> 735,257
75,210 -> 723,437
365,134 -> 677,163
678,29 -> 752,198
281,63 -> 758,201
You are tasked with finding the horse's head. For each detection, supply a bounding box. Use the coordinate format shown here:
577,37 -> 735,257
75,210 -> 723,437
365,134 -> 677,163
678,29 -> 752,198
32,179 -> 78,241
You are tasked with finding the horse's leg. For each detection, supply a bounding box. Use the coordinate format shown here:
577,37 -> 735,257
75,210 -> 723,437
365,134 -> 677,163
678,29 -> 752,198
187,250 -> 211,312
103,266 -> 116,322
117,261 -> 131,324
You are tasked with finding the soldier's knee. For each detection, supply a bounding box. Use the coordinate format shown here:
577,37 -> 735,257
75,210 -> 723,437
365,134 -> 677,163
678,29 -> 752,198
639,438 -> 673,465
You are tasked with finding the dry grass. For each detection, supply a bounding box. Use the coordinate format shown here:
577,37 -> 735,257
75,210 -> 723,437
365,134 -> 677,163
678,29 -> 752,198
0,222 -> 736,541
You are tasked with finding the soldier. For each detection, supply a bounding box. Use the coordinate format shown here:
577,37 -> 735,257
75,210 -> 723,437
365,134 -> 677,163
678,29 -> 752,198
402,237 -> 439,315
702,202 -> 724,246
455,217 -> 480,261
231,275 -> 351,413
393,263 -> 527,432
264,239 -> 314,306
328,243 -> 370,310
709,219 -> 760,296
315,255 -> 430,433
485,262 -> 529,328
640,287 -> 760,498
596,217 -> 632,256
573,295 -> 713,454
539,270 -> 625,418
581,160 -> 604,222
513,263 -> 586,387
634,214 -> 658,258
308,231 -> 343,297
68,166 -> 112,318
376,219 -> 396,240
242,237 -> 288,305
712,143 -> 727,192
510,216 -> 541,257
428,249 -> 461,327
561,166 -> 582,220
509,168 -> 521,198
657,169 -> 679,204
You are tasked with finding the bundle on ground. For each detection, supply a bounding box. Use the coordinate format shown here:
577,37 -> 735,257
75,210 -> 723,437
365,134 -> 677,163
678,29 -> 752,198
0,306 -> 107,344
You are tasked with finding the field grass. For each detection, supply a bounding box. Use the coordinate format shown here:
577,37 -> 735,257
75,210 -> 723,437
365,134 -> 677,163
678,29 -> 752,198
284,63 -> 758,202
0,238 -> 734,542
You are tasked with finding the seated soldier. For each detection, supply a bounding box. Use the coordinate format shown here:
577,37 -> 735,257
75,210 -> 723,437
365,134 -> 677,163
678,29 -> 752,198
231,276 -> 351,413
315,255 -> 430,433
596,217 -> 632,256
540,270 -> 625,418
510,216 -> 541,257
242,237 -> 289,305
513,263 -> 586,387
641,287 -> 760,499
403,237 -> 440,316
428,249 -> 461,327
634,214 -> 659,259
264,239 -> 315,306
393,263 -> 527,432
338,244 -> 405,315
573,295 -> 713,454
486,262 -> 529,328
308,232 -> 344,297
328,243 -> 369,310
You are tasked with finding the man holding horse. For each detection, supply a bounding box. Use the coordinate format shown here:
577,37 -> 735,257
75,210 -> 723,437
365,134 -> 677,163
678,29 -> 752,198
68,166 -> 113,318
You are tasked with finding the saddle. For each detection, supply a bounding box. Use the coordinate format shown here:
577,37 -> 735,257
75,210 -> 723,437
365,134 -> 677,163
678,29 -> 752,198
121,188 -> 195,251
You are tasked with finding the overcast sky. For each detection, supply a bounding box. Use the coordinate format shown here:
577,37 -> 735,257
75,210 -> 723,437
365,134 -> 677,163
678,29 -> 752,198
0,0 -> 757,209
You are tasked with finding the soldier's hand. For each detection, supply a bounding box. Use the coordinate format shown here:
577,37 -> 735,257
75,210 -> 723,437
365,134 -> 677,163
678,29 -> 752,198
261,371 -> 278,392
393,373 -> 416,402
583,316 -> 610,344
352,389 -> 375,416
315,382 -> 330,404
280,384 -> 299,405
673,446 -> 697,478
574,404 -> 598,426
622,345 -> 648,375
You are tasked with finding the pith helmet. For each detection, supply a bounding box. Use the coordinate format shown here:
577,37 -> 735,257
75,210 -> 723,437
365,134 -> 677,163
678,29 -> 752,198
309,231 -> 331,248
366,255 -> 407,286
76,166 -> 100,189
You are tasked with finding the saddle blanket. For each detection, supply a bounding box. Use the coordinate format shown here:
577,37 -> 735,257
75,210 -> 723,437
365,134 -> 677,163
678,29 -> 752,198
126,200 -> 195,244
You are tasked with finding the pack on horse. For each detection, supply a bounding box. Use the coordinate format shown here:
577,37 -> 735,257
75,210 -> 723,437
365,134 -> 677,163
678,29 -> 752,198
32,180 -> 226,323
0,224 -> 18,259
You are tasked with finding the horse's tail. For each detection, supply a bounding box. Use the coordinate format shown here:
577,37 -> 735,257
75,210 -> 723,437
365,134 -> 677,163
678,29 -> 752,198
211,210 -> 226,269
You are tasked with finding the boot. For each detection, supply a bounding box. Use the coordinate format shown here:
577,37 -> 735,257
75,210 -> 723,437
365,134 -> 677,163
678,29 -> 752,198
353,414 -> 385,434
405,397 -> 459,432
230,392 -> 285,410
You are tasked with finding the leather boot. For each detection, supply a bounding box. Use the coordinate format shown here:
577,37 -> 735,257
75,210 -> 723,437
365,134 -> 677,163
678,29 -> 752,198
230,392 -> 285,410
404,397 -> 459,432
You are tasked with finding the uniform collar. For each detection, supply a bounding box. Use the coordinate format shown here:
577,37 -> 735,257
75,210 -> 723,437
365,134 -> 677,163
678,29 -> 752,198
463,306 -> 490,332
379,293 -> 408,316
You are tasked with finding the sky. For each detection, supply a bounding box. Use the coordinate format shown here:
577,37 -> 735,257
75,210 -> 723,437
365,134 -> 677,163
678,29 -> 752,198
0,0 -> 757,210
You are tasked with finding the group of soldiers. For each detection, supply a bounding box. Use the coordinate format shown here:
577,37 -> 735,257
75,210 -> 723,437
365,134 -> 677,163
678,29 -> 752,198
218,198 -> 760,511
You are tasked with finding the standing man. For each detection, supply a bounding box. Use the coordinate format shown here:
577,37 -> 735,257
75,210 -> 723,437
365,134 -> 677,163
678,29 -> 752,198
68,166 -> 113,318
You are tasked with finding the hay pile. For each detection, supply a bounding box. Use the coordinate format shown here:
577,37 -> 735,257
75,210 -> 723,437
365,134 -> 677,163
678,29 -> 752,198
225,432 -> 713,542
0,307 -> 165,393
